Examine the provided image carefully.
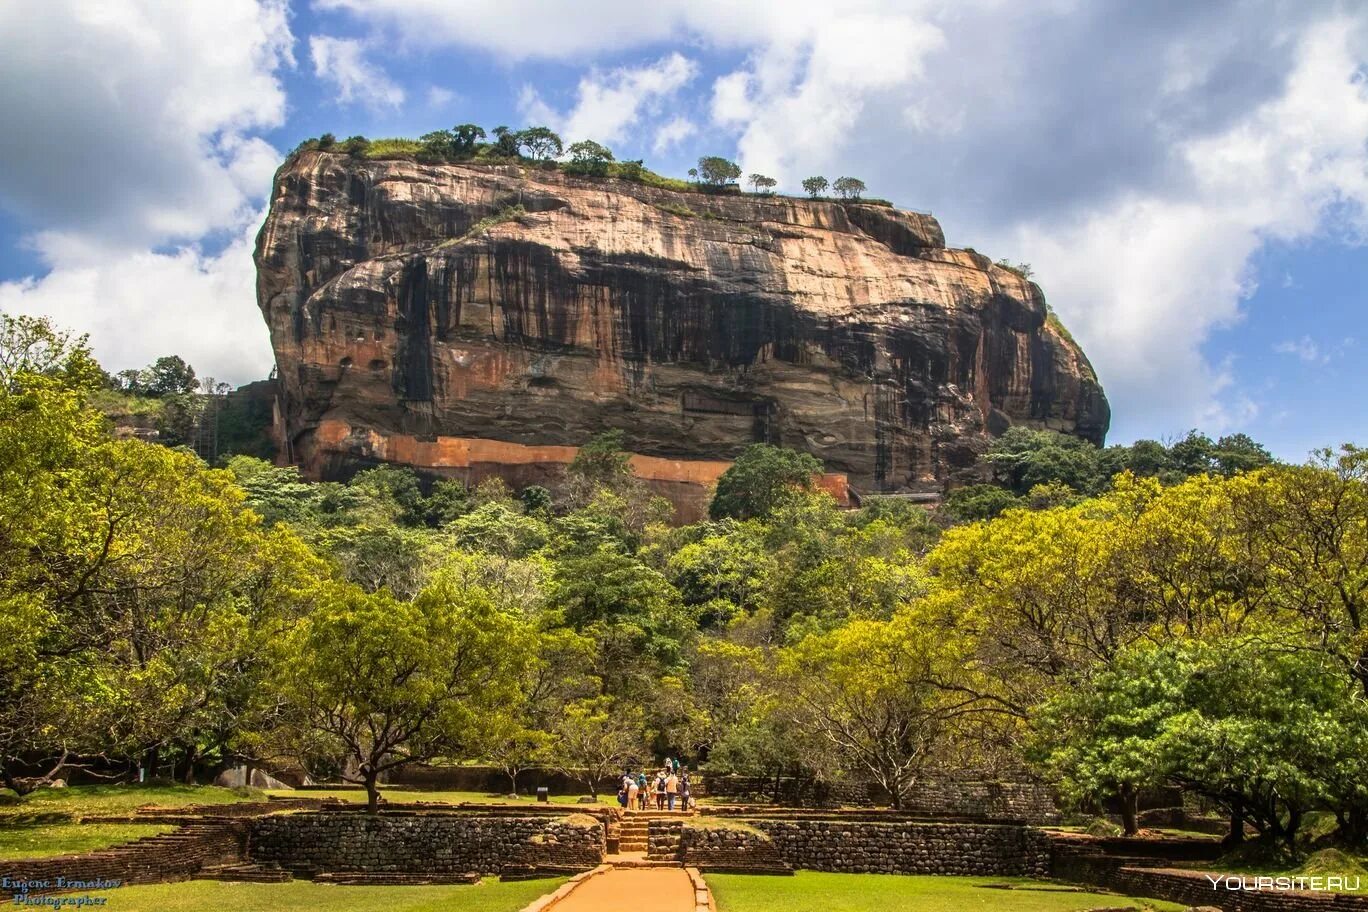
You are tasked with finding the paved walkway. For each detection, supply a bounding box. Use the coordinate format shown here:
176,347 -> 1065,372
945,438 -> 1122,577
550,867 -> 696,912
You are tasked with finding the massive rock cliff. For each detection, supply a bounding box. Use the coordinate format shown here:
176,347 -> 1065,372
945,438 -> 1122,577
256,151 -> 1108,517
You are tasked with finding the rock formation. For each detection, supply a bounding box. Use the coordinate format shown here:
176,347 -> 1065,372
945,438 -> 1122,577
256,151 -> 1108,519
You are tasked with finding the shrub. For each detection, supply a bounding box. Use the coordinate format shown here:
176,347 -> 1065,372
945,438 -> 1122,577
340,135 -> 370,157
366,138 -> 423,159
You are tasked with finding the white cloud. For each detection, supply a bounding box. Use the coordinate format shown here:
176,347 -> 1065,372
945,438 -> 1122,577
0,0 -> 292,382
310,35 -> 405,110
0,215 -> 273,384
519,53 -> 698,146
426,86 -> 458,108
652,116 -> 697,155
1273,336 -> 1327,364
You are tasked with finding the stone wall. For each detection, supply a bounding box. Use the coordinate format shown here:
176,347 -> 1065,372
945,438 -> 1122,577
249,811 -> 603,875
1053,850 -> 1368,912
698,774 -> 1060,822
748,818 -> 1051,876
676,823 -> 791,874
0,820 -> 247,895
381,763 -> 619,796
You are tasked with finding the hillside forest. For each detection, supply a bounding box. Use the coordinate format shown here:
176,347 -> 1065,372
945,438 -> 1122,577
2,312 -> 1365,855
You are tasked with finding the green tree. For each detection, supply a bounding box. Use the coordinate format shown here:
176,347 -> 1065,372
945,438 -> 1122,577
747,173 -> 777,194
451,123 -> 486,155
1028,644 -> 1186,835
710,444 -> 822,521
780,605 -> 978,808
549,696 -> 648,798
801,176 -> 828,199
276,574 -> 530,811
491,126 -> 520,157
143,355 -> 198,396
517,126 -> 563,160
565,140 -> 615,176
832,176 -> 866,199
697,156 -> 742,187
940,484 -> 1021,522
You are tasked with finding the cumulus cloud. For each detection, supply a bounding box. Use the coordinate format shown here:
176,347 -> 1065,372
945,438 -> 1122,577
519,53 -> 698,146
0,216 -> 273,384
0,0 -> 290,382
310,35 -> 405,110
0,0 -> 292,251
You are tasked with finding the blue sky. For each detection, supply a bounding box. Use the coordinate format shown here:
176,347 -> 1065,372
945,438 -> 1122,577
1,1 -> 1365,462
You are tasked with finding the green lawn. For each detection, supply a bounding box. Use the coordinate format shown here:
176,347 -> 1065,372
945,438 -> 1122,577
705,873 -> 1186,912
59,877 -> 565,912
0,784 -> 264,823
0,822 -> 175,860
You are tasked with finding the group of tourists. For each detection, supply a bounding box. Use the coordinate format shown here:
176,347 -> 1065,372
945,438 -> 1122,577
619,758 -> 692,811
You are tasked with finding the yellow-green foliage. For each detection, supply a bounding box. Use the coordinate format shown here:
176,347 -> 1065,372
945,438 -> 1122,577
364,138 -> 423,159
1045,310 -> 1077,347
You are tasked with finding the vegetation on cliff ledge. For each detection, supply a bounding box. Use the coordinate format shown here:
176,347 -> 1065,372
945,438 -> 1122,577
290,124 -> 893,206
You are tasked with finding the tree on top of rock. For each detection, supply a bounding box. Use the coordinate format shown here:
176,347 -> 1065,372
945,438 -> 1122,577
833,176 -> 866,200
697,156 -> 742,187
802,176 -> 828,198
565,140 -> 615,176
517,126 -> 563,160
748,173 -> 777,194
491,125 -> 520,157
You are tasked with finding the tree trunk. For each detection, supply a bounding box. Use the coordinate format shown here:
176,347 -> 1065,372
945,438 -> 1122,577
0,765 -> 35,796
1224,801 -> 1246,846
1119,783 -> 1140,836
508,768 -> 519,797
363,767 -> 380,814
1284,806 -> 1302,848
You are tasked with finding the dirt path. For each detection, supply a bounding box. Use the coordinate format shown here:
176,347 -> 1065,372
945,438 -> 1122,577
551,867 -> 696,912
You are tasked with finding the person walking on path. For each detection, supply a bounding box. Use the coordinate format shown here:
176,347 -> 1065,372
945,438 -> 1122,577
665,769 -> 678,811
626,773 -> 639,810
636,772 -> 648,810
654,770 -> 668,810
679,771 -> 691,812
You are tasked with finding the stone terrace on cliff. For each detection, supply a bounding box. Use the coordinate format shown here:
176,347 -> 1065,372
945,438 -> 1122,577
256,152 -> 1108,519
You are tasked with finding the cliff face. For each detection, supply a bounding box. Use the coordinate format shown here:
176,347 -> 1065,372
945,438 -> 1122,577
256,151 -> 1108,514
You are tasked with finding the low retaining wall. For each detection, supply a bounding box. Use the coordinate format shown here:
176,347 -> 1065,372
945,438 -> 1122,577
0,819 -> 247,895
698,774 -> 1060,822
1055,851 -> 1368,912
380,763 -> 618,796
248,811 -> 604,875
744,818 -> 1050,876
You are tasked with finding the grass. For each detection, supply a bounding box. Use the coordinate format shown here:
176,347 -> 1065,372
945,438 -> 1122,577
654,201 -> 698,218
1189,846 -> 1368,891
0,785 -> 264,860
705,873 -> 1186,912
0,822 -> 175,860
60,878 -> 566,912
364,137 -> 424,158
0,784 -> 265,823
